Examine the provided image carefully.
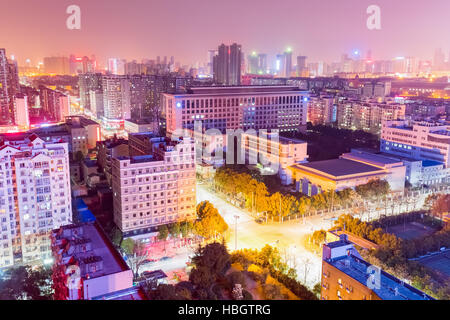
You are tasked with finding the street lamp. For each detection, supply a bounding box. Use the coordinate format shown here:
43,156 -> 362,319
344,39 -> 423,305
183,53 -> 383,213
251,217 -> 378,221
234,215 -> 240,251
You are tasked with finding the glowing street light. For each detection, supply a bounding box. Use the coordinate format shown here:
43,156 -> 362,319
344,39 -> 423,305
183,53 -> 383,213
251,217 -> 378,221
234,215 -> 240,250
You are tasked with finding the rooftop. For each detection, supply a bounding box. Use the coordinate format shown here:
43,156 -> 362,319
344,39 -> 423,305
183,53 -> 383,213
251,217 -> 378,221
422,159 -> 444,167
342,149 -> 404,168
125,118 -> 156,125
53,223 -> 129,279
175,85 -> 306,96
326,253 -> 433,300
91,286 -> 147,300
292,158 -> 384,179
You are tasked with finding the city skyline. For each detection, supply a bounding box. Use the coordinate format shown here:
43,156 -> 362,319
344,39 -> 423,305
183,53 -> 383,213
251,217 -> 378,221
1,0 -> 450,66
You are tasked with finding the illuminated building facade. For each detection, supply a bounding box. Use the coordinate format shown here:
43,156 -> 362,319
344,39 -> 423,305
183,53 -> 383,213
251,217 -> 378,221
163,86 -> 309,135
241,130 -> 308,185
380,120 -> 450,168
39,86 -> 70,122
102,75 -> 131,132
289,158 -> 392,196
307,95 -> 335,125
337,99 -> 406,134
111,136 -> 196,236
13,93 -> 30,129
0,134 -> 72,268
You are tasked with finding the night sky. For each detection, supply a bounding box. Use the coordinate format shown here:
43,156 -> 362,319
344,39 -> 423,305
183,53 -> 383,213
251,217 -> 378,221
1,0 -> 449,66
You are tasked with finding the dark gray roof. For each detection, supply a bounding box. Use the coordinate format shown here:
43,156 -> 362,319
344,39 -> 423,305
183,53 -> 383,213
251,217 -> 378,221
297,158 -> 383,177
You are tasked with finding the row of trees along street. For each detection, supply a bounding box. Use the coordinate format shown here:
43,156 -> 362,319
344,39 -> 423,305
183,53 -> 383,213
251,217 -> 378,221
213,167 -> 391,222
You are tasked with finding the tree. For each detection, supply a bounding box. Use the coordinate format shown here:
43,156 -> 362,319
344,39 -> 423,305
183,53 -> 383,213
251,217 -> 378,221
109,226 -> 123,248
313,283 -> 322,298
0,266 -> 53,300
158,224 -> 169,242
121,239 -> 148,278
194,201 -> 228,239
191,242 -> 231,277
431,194 -> 450,220
169,222 -> 181,239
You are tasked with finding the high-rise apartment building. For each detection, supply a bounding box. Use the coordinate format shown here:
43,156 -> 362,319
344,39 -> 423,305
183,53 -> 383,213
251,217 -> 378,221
108,58 -> 126,75
337,99 -> 405,134
0,49 -> 19,125
102,75 -> 131,121
78,73 -> 103,114
13,93 -> 30,129
0,134 -> 72,268
275,54 -> 286,77
296,56 -> 307,76
162,86 -> 309,135
213,43 -> 241,85
69,55 -> 96,75
433,48 -> 446,71
0,49 -> 10,124
307,95 -> 335,125
247,52 -> 259,75
284,49 -> 292,78
111,135 -> 196,236
39,86 -> 70,122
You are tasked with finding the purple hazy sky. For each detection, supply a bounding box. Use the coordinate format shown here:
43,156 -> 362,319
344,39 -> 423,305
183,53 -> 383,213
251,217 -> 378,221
1,0 -> 449,66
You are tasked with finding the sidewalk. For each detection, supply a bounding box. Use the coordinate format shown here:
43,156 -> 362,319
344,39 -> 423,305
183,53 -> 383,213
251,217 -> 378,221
144,237 -> 201,261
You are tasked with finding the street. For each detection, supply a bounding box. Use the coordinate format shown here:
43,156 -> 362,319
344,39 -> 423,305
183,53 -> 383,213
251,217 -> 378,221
197,184 -> 329,288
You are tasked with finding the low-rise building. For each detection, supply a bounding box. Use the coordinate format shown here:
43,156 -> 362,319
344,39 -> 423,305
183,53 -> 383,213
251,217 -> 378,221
380,119 -> 450,168
321,235 -> 434,300
241,130 -> 308,185
124,118 -> 159,135
51,223 -> 135,300
340,149 -> 406,192
290,158 -> 389,196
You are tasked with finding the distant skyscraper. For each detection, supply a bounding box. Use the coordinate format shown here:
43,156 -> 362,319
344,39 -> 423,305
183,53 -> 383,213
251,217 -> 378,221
229,43 -> 242,85
69,55 -> 96,74
0,49 -> 19,125
213,43 -> 241,85
102,75 -> 131,121
284,48 -> 293,77
433,48 -> 446,71
275,54 -> 285,77
14,93 -> 30,128
78,73 -> 103,112
43,56 -> 70,74
296,56 -> 307,76
258,54 -> 267,74
108,58 -> 126,75
207,49 -> 216,76
248,52 -> 259,74
0,49 -> 8,124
